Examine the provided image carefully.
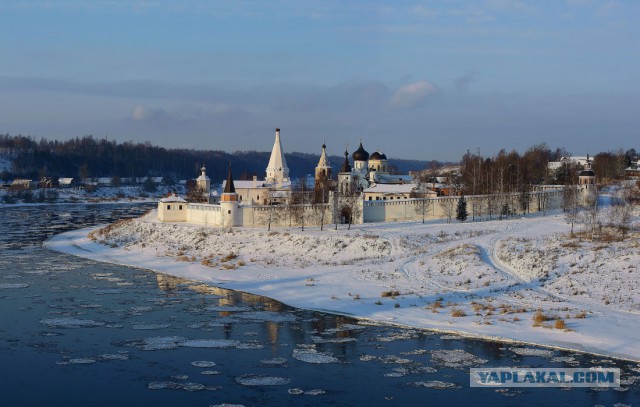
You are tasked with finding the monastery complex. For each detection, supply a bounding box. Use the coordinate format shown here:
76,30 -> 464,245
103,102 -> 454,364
158,128 -> 570,228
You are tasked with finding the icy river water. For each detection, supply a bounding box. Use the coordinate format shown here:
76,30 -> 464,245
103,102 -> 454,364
1,203 -> 639,406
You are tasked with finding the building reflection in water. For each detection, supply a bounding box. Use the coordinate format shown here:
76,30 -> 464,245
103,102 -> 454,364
154,273 -> 365,353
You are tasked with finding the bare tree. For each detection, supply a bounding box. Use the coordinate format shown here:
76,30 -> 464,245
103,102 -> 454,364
563,185 -> 580,236
258,188 -> 283,231
185,180 -> 207,203
411,172 -> 433,223
441,197 -> 456,223
341,193 -> 362,230
609,185 -> 633,239
581,185 -> 600,241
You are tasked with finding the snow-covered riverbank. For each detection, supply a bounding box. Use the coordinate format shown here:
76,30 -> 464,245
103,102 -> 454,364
45,210 -> 640,362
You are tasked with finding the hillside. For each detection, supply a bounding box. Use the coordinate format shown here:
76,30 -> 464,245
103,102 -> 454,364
0,134 -> 437,182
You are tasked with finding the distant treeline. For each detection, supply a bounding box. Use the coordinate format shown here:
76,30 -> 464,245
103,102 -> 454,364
0,134 -> 436,182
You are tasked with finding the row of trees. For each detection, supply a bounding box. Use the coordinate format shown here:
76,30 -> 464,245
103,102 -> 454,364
564,183 -> 637,241
0,134 -> 436,183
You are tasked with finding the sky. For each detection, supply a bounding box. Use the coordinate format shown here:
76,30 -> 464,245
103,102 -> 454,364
0,0 -> 638,161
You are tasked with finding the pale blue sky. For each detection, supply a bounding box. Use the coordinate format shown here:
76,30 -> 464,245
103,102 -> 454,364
0,0 -> 638,160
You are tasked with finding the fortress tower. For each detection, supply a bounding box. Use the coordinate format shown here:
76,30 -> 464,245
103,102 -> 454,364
220,163 -> 239,227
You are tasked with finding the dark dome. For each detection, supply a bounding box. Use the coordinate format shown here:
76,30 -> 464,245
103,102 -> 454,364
352,141 -> 369,161
341,150 -> 352,173
579,170 -> 595,177
370,151 -> 387,161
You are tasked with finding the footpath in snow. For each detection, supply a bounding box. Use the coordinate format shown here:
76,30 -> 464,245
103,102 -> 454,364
45,210 -> 640,362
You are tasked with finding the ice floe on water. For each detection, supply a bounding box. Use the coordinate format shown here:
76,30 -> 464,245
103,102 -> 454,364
401,349 -> 430,355
551,356 -> 579,365
40,318 -> 105,328
0,283 -> 29,289
430,349 -> 487,368
201,370 -> 220,375
310,335 -> 357,344
289,388 -> 326,395
69,358 -> 96,365
292,348 -> 339,364
378,355 -> 413,364
57,357 -> 97,365
440,334 -> 460,340
236,341 -> 264,350
260,357 -> 288,366
510,347 -> 554,358
191,361 -> 216,368
303,389 -> 326,396
139,336 -> 186,351
384,365 -> 437,378
180,339 -> 241,349
375,331 -> 419,342
408,380 -> 460,389
234,374 -> 291,386
148,381 -> 218,392
131,323 -> 171,330
98,353 -> 129,361
205,305 -> 252,312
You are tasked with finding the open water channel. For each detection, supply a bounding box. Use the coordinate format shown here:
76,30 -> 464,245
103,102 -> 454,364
0,203 -> 638,406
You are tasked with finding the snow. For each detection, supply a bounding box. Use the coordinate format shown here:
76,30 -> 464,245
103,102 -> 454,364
292,348 -> 339,364
179,339 -> 240,348
430,349 -> 487,368
40,318 -> 105,329
0,283 -> 29,289
234,374 -> 291,386
190,361 -> 216,368
44,208 -> 640,362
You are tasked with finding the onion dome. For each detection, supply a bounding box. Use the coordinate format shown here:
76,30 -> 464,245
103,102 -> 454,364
352,141 -> 369,162
370,151 -> 386,160
341,150 -> 352,173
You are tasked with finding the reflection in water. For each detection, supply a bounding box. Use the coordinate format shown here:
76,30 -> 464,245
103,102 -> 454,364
0,204 -> 638,407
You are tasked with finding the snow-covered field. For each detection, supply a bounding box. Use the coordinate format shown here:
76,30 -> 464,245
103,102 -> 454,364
45,208 -> 640,362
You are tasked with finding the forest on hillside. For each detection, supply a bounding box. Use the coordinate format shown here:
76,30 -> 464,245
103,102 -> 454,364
0,134 -> 434,182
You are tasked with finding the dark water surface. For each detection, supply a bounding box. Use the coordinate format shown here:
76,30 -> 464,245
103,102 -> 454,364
0,204 -> 638,406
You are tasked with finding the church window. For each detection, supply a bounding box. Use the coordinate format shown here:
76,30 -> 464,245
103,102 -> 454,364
179,205 -> 182,210
228,210 -> 231,214
167,205 -> 170,210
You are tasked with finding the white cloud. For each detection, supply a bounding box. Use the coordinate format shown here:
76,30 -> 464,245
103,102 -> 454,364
131,105 -> 165,121
390,80 -> 438,108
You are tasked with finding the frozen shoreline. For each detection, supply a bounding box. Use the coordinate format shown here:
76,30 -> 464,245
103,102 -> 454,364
45,211 -> 640,363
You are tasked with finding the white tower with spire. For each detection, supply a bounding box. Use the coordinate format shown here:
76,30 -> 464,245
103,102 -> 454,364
265,128 -> 290,185
196,164 -> 211,193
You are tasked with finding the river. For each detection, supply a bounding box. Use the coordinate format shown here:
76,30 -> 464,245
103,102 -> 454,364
0,203 -> 638,406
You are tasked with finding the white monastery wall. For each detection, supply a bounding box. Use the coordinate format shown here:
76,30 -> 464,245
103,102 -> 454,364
159,189 -> 566,227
